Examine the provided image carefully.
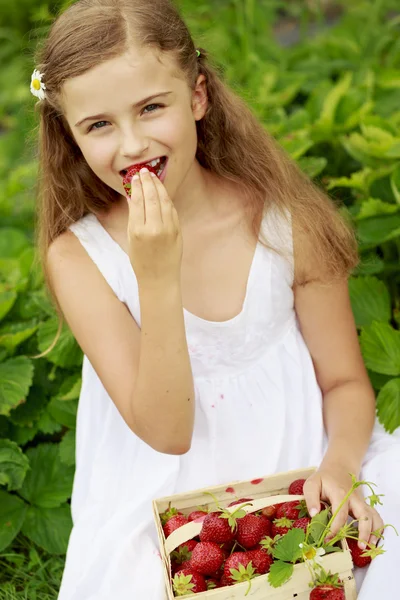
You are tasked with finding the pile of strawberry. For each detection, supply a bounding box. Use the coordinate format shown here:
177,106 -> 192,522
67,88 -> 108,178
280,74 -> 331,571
160,478 -> 370,598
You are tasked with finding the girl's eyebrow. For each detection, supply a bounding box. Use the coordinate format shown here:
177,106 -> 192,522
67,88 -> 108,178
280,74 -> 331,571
74,91 -> 173,127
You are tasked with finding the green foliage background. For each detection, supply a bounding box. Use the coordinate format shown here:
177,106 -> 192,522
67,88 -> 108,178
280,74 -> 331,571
0,0 -> 400,596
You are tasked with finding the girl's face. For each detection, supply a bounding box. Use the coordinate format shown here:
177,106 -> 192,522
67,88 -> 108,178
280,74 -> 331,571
62,47 -> 207,201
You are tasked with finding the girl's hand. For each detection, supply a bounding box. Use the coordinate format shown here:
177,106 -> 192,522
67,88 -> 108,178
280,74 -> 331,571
303,463 -> 384,549
126,168 -> 183,286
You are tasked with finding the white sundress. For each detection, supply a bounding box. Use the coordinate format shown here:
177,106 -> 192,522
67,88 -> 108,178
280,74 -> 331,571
57,208 -> 400,600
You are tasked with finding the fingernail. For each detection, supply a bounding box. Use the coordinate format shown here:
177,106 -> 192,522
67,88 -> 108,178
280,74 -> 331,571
150,172 -> 156,177
132,174 -> 139,181
139,167 -> 149,173
310,508 -> 318,517
359,542 -> 366,550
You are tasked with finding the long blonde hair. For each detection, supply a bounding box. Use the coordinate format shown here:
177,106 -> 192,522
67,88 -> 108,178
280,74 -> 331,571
33,0 -> 358,358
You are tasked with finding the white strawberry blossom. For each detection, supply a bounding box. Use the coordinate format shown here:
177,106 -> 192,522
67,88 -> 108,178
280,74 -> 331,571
30,69 -> 46,100
299,543 -> 326,566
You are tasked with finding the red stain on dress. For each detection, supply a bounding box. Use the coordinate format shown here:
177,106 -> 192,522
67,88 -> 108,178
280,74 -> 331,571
250,478 -> 264,485
225,487 -> 235,494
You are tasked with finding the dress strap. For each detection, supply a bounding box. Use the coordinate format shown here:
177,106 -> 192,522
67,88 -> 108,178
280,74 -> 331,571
68,213 -> 124,301
259,206 -> 294,286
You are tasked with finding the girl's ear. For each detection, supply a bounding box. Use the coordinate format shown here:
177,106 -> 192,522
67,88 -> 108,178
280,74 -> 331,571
191,74 -> 208,121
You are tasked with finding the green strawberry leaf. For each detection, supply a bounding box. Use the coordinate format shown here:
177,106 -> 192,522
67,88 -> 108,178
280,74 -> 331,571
0,439 -> 30,491
0,490 -> 27,552
307,509 -> 330,545
0,356 -> 34,418
272,528 -> 305,562
360,323 -> 400,375
348,276 -> 391,328
376,378 -> 400,433
21,504 -> 72,555
268,560 -> 294,588
18,444 -> 74,508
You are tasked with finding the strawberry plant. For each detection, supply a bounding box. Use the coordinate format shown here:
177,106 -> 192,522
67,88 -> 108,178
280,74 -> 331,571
159,474 -> 396,596
1,2 -> 400,598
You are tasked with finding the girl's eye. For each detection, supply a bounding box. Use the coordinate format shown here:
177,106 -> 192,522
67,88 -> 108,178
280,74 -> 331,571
87,104 -> 163,132
88,120 -> 109,132
142,103 -> 163,115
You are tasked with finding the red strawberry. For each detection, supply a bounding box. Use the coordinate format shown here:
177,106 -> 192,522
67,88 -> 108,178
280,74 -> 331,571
190,542 -> 225,575
346,537 -> 372,568
310,585 -> 345,599
276,501 -> 301,520
122,159 -> 165,196
310,570 -> 344,599
271,517 -> 293,537
171,540 -> 198,566
220,539 -> 236,556
236,514 -> 272,548
246,547 -> 273,574
200,512 -> 235,544
261,505 -> 277,519
206,578 -> 222,590
293,517 -> 311,534
188,510 -> 208,522
228,497 -> 254,507
173,559 -> 192,575
172,568 -> 207,595
160,506 -> 183,526
219,573 -> 232,587
223,552 -> 254,585
163,514 -> 188,538
288,478 -> 306,495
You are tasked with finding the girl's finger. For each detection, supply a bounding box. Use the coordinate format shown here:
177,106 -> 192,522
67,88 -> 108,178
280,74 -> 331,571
152,176 -> 175,227
139,169 -> 162,224
355,510 -> 373,550
303,474 -> 322,518
128,173 -> 145,224
328,494 -> 350,538
369,512 -> 385,547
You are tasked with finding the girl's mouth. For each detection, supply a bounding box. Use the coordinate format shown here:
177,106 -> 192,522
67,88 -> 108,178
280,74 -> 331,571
121,157 -> 168,195
121,156 -> 167,179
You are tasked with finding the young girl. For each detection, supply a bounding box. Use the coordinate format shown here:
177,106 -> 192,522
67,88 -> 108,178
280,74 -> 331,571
31,0 -> 399,598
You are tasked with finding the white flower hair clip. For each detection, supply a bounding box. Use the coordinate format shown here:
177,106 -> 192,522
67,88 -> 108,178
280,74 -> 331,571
30,69 -> 46,100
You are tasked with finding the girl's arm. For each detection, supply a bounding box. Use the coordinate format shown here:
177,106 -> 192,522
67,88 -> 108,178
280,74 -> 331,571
294,278 -> 383,547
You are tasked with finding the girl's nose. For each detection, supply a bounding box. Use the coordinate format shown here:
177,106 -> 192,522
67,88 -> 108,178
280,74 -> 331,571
119,126 -> 149,158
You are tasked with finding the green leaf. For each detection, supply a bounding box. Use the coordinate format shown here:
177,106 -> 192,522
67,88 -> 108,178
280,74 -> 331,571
19,444 -> 74,508
0,320 -> 39,353
21,504 -> 72,555
272,528 -> 305,563
0,229 -> 30,259
348,276 -> 391,328
297,157 -> 327,179
36,409 -> 63,436
0,439 -> 30,491
360,323 -> 400,375
0,491 -> 27,552
390,165 -> 400,204
307,509 -> 330,545
356,198 -> 399,220
59,430 -> 76,467
376,378 -> 400,434
47,397 -> 78,430
268,560 -> 294,588
0,356 -> 34,417
8,389 -> 48,428
0,285 -> 17,322
315,72 -> 353,132
356,213 -> 400,246
37,317 -> 83,368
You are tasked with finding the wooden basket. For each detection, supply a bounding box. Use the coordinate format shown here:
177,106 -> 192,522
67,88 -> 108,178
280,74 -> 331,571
153,467 -> 358,599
